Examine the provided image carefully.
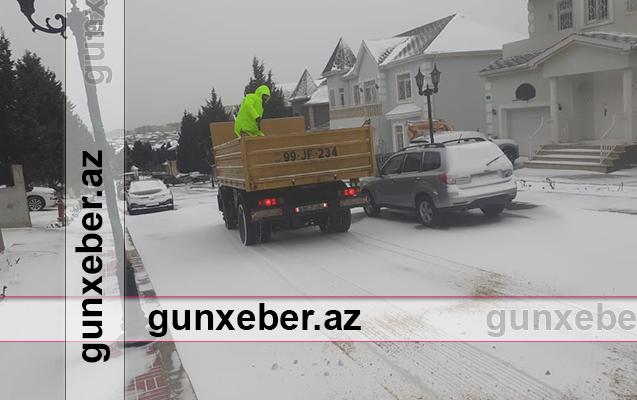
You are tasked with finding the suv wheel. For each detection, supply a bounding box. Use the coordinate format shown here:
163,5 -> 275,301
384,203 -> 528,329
362,190 -> 380,217
27,196 -> 45,211
237,203 -> 257,246
481,204 -> 505,217
416,196 -> 440,227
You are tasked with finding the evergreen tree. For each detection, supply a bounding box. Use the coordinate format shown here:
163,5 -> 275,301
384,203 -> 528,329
195,88 -> 230,173
244,57 -> 291,119
0,31 -> 16,184
13,51 -> 64,186
177,110 -> 198,173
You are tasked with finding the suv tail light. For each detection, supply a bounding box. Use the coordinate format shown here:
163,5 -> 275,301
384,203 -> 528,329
257,198 -> 278,208
341,187 -> 359,197
437,173 -> 449,185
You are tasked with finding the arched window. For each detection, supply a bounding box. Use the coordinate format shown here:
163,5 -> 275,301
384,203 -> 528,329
515,83 -> 536,101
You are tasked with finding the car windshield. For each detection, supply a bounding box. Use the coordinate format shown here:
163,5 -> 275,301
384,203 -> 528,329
129,180 -> 165,195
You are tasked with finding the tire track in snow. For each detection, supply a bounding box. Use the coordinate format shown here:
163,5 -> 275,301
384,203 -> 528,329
249,236 -> 565,399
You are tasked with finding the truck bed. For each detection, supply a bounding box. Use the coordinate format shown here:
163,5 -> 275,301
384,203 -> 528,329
211,118 -> 376,192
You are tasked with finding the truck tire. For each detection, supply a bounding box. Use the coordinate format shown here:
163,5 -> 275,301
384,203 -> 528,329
257,222 -> 272,244
219,190 -> 237,229
320,209 -> 352,233
237,203 -> 257,246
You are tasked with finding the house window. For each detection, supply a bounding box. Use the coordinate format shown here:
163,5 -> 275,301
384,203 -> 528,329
393,124 -> 405,151
338,88 -> 345,107
585,0 -> 609,24
628,0 -> 637,12
353,84 -> 361,105
329,89 -> 336,107
397,73 -> 412,101
557,0 -> 573,30
363,80 -> 378,104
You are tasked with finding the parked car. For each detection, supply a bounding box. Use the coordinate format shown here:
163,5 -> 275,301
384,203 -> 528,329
150,171 -> 181,186
411,131 -> 519,163
189,171 -> 210,184
362,137 -> 516,226
125,179 -> 174,215
26,187 -> 57,211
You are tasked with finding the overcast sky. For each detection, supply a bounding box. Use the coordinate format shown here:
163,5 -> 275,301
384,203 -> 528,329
2,0 -> 528,131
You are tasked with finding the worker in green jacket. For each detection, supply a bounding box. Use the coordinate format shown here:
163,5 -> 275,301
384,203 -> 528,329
233,85 -> 271,137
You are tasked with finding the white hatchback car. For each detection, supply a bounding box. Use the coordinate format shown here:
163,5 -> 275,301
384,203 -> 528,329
126,179 -> 174,215
26,187 -> 57,211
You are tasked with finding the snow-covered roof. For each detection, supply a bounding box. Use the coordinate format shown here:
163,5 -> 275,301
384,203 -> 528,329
304,84 -> 328,106
338,14 -> 524,78
385,103 -> 422,120
364,37 -> 409,65
481,31 -> 637,75
322,37 -> 357,75
277,82 -> 297,101
290,69 -> 319,102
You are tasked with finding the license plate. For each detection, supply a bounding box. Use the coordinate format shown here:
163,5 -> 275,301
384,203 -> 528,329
297,203 -> 328,213
281,146 -> 338,162
147,203 -> 159,207
339,197 -> 365,207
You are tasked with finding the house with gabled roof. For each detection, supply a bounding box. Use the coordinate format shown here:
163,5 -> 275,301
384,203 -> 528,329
322,14 -> 524,154
481,0 -> 637,172
289,69 -> 330,130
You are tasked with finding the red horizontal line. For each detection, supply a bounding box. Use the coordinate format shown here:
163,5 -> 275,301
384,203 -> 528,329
2,340 -> 637,343
5,296 -> 637,299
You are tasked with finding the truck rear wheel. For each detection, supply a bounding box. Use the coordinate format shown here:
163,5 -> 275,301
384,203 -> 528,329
320,209 -> 352,234
237,203 -> 257,246
219,190 -> 237,229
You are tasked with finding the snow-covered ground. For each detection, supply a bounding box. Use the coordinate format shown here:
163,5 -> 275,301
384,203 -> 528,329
125,178 -> 637,399
0,210 -> 154,400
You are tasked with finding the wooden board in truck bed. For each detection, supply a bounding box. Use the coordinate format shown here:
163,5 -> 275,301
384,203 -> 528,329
211,117 -> 376,192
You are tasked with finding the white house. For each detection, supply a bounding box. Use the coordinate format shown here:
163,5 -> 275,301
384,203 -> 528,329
322,14 -> 525,154
481,0 -> 637,171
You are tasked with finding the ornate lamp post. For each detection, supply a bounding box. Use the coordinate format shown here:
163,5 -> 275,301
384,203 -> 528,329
414,64 -> 441,144
16,0 -> 66,37
15,0 -> 147,347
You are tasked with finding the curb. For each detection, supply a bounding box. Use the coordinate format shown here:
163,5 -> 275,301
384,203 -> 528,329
125,231 -> 198,400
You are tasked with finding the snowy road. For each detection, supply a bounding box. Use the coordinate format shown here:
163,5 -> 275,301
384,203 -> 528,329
126,183 -> 637,399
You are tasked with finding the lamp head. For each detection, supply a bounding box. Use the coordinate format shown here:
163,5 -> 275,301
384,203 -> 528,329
415,68 -> 425,94
431,64 -> 441,92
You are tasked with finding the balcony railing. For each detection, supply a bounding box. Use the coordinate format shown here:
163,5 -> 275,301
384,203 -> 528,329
330,103 -> 383,120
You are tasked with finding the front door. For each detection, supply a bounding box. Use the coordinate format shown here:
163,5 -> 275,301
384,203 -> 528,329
393,152 -> 423,208
375,154 -> 404,206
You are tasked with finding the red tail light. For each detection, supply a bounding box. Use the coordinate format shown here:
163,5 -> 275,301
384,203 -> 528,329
341,187 -> 359,197
437,173 -> 448,185
257,198 -> 278,208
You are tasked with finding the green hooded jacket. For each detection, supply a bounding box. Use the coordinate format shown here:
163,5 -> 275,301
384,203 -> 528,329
233,85 -> 271,137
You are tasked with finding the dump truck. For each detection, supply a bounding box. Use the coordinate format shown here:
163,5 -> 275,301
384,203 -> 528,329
210,117 -> 376,246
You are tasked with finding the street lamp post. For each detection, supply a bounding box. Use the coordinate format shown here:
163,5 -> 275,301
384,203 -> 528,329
414,64 -> 441,144
15,0 -> 148,347
16,0 -> 66,37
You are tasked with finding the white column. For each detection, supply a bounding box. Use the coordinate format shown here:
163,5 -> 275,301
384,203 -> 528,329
623,68 -> 634,143
308,106 -> 315,129
549,78 -> 559,143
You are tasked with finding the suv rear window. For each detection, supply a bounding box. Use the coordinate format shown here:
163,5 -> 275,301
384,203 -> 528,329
402,153 -> 422,173
382,155 -> 404,175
